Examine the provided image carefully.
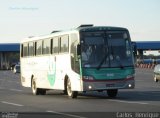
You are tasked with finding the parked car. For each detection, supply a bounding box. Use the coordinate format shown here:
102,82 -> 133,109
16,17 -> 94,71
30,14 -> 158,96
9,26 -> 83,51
13,64 -> 20,74
153,64 -> 160,82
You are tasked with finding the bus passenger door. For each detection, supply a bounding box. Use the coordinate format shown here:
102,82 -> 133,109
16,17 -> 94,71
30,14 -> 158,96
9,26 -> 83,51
53,55 -> 64,90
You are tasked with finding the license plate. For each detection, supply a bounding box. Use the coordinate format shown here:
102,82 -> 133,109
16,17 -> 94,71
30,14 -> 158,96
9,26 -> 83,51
106,83 -> 115,87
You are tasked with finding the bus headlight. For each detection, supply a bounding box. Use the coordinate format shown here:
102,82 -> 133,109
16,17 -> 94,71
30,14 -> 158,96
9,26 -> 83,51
128,84 -> 132,88
88,85 -> 92,89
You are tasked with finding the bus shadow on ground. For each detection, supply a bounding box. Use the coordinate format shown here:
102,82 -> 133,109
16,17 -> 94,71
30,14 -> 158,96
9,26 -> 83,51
28,89 -> 160,101
116,90 -> 160,102
78,90 -> 160,101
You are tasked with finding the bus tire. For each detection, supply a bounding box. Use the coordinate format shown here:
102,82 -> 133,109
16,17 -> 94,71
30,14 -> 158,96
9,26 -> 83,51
154,75 -> 158,82
107,89 -> 118,98
63,78 -> 68,95
67,79 -> 78,98
31,79 -> 40,95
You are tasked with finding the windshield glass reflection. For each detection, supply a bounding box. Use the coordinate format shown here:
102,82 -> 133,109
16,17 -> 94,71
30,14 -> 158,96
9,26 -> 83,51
81,31 -> 134,68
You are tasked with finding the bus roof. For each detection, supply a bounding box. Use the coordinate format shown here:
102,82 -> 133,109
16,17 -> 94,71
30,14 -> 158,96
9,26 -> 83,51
21,26 -> 128,43
77,26 -> 128,32
21,30 -> 78,43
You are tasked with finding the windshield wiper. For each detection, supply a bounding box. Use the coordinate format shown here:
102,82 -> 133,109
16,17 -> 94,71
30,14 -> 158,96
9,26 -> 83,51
97,51 -> 108,70
117,60 -> 124,69
110,44 -> 124,69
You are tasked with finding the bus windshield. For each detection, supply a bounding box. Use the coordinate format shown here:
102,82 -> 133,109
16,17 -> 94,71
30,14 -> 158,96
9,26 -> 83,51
81,31 -> 134,68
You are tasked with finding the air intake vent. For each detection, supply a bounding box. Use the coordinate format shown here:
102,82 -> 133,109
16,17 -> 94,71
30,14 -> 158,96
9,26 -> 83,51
28,36 -> 34,38
51,31 -> 60,34
78,24 -> 93,28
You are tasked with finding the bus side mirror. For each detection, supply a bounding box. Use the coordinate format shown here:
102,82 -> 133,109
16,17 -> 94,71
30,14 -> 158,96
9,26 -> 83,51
77,44 -> 81,56
131,42 -> 137,56
133,45 -> 137,57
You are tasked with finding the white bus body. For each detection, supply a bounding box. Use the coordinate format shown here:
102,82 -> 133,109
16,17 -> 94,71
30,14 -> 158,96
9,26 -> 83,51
20,25 -> 135,98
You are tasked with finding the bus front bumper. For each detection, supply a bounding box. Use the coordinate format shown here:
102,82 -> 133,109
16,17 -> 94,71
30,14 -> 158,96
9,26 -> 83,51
82,77 -> 135,91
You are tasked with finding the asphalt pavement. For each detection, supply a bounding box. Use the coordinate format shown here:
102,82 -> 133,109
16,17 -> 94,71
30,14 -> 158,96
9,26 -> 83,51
0,68 -> 160,118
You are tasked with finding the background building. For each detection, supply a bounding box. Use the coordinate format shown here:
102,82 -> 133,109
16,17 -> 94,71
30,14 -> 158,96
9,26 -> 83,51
0,43 -> 20,70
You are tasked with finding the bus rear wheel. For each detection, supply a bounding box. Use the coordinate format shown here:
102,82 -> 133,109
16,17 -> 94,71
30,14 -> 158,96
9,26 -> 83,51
66,79 -> 78,98
107,89 -> 118,98
32,79 -> 40,95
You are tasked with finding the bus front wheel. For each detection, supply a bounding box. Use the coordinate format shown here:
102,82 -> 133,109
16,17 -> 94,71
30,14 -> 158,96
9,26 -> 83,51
32,79 -> 39,95
31,79 -> 46,95
154,75 -> 158,82
66,79 -> 78,98
107,89 -> 118,98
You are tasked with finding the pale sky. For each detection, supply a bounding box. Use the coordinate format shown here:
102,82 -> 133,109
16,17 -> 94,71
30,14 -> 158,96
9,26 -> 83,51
0,0 -> 160,43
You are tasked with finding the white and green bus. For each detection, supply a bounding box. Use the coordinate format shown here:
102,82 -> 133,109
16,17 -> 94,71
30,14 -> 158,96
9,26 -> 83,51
20,25 -> 135,98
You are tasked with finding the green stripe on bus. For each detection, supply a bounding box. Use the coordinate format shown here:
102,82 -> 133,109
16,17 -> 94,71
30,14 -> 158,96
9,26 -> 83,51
47,59 -> 56,86
82,67 -> 135,80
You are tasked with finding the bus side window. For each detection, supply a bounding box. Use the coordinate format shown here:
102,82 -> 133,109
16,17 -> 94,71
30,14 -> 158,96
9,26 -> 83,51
60,35 -> 69,53
36,40 -> 42,55
28,42 -> 34,56
23,43 -> 28,57
52,37 -> 59,54
70,33 -> 80,74
43,38 -> 51,55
